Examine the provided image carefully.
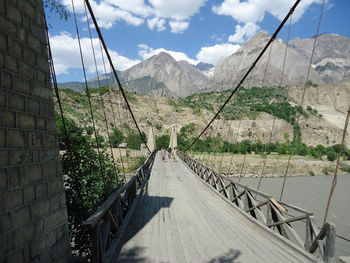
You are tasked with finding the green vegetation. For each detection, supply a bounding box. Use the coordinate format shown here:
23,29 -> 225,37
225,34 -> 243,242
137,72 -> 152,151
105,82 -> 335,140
125,91 -> 138,103
56,115 -> 122,256
109,127 -> 124,147
177,124 -> 350,163
156,134 -> 170,150
125,131 -> 147,150
44,0 -> 70,21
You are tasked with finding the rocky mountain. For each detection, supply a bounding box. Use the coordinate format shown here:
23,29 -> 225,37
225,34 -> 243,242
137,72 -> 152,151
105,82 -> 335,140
119,52 -> 208,97
196,62 -> 214,71
57,72 -> 119,92
57,32 -> 349,97
206,31 -> 324,91
195,62 -> 215,78
122,76 -> 173,97
289,33 -> 350,84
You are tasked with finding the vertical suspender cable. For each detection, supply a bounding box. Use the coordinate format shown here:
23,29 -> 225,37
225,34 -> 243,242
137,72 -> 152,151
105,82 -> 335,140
280,0 -> 325,201
82,0 -> 117,171
323,106 -> 350,224
83,0 -> 150,153
185,0 -> 301,152
98,40 -> 126,179
71,0 -> 105,180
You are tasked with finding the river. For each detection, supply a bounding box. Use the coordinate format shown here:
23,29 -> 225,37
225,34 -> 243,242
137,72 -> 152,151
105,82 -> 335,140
235,174 -> 350,258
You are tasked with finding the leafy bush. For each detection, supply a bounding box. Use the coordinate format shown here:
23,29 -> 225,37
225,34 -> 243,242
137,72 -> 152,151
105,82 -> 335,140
340,162 -> 350,173
327,151 -> 338,162
109,127 -> 124,147
308,170 -> 315,176
57,116 -> 123,256
156,134 -> 170,150
126,131 -> 147,150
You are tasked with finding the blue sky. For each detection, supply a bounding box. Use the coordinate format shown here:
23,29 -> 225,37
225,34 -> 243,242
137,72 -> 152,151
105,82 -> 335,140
46,0 -> 349,83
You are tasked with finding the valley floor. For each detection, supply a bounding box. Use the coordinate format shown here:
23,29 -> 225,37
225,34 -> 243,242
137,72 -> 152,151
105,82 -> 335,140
189,152 -> 350,177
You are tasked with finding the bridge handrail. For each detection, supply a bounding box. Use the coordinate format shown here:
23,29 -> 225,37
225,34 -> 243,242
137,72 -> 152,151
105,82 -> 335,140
178,151 -> 334,262
82,150 -> 157,262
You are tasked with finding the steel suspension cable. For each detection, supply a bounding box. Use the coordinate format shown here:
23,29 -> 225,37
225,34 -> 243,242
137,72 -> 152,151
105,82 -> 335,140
323,105 -> 350,224
44,14 -> 85,207
237,48 -> 271,183
185,0 -> 301,152
71,0 -> 105,181
98,40 -> 126,179
280,0 -> 326,201
82,0 -> 117,171
83,0 -> 150,153
108,66 -> 131,173
256,40 -> 281,191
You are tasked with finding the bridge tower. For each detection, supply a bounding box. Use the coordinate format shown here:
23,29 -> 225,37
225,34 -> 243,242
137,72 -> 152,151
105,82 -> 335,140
0,1 -> 71,262
147,125 -> 156,151
169,126 -> 177,149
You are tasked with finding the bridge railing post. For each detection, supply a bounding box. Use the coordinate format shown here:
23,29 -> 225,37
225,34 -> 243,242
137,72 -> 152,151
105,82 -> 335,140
178,151 -> 336,262
324,223 -> 335,263
82,150 -> 156,262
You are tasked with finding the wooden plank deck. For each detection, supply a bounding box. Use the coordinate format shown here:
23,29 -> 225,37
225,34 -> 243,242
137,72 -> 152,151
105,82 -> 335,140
117,154 -> 319,262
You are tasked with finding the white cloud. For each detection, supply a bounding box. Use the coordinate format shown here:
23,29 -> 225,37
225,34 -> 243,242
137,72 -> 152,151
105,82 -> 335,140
169,20 -> 189,34
196,43 -> 240,65
212,0 -> 325,24
50,32 -> 140,75
228,22 -> 260,43
104,0 -> 153,17
62,0 -> 144,29
62,0 -> 207,33
147,17 -> 166,31
213,0 -> 325,44
138,44 -> 198,64
149,0 -> 207,21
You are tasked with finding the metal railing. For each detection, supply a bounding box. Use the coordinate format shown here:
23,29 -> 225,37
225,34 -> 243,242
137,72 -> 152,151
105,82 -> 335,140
82,150 -> 156,262
178,151 -> 335,262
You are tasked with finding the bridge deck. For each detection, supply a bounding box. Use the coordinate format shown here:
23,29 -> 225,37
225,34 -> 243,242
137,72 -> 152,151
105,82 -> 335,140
117,154 -> 318,262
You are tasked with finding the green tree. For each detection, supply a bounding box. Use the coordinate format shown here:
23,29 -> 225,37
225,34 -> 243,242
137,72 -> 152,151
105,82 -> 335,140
110,128 -> 124,147
56,116 -> 122,256
44,0 -> 70,21
156,135 -> 170,150
327,151 -> 338,162
85,126 -> 93,135
126,131 -> 147,150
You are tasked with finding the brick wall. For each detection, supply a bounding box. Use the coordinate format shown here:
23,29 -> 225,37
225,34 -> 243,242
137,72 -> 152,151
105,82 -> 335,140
0,0 -> 71,262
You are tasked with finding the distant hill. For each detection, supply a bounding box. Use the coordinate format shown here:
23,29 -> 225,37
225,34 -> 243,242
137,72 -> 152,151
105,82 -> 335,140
57,32 -> 350,96
289,34 -> 350,84
206,31 -> 324,91
119,52 -> 208,97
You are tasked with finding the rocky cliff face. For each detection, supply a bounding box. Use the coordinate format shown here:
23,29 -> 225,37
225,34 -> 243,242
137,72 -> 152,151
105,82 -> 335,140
206,31 -> 324,91
120,52 -> 208,97
289,34 -> 350,84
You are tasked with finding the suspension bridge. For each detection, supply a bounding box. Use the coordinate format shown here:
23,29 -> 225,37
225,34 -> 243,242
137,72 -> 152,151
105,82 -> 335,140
1,0 -> 349,262
52,0 -> 348,262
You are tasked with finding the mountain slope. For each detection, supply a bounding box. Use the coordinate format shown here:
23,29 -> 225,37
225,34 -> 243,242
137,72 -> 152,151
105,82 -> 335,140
289,34 -> 350,84
120,52 -> 208,97
206,31 -> 324,91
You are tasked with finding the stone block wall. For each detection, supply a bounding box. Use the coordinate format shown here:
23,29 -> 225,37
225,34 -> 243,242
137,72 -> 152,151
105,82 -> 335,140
0,0 -> 71,262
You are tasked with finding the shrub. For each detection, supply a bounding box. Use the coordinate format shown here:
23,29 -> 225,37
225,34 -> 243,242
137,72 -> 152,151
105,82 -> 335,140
109,127 -> 124,147
156,134 -> 170,150
340,162 -> 350,173
308,170 -> 315,176
57,116 -> 122,256
327,151 -> 338,162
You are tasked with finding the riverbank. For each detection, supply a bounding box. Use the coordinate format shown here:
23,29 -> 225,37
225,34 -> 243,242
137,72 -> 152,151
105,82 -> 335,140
190,152 -> 350,177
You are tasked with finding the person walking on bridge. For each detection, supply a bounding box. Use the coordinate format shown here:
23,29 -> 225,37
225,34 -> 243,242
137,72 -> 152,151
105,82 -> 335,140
172,147 -> 177,161
167,147 -> 172,159
161,148 -> 166,161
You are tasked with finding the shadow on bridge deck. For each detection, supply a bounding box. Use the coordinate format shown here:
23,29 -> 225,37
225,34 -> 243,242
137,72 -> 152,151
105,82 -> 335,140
116,154 -> 318,263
